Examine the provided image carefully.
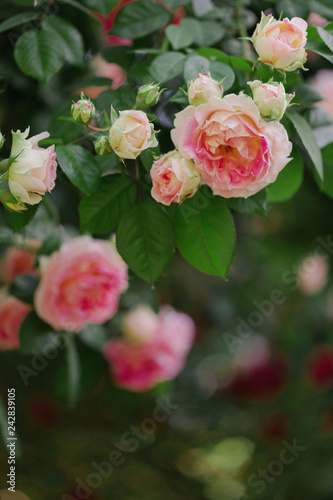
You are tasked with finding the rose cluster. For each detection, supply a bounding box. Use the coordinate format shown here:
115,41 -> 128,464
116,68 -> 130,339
148,13 -> 308,204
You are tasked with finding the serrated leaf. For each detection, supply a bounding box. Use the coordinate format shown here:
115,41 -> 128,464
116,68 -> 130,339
149,52 -> 186,82
317,26 -> 333,53
56,145 -> 101,195
83,0 -> 118,15
173,193 -> 235,278
14,29 -> 64,83
79,174 -> 136,233
0,11 -> 39,34
267,148 -> 304,202
116,202 -> 176,283
184,55 -> 210,82
111,0 -> 171,39
228,189 -> 267,216
42,16 -> 84,67
209,61 -> 235,91
6,204 -> 39,232
287,112 -> 323,181
165,24 -> 194,50
181,18 -> 225,47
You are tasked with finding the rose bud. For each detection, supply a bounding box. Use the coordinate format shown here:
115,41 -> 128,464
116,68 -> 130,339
71,94 -> 96,124
135,82 -> 164,108
248,80 -> 293,120
252,13 -> 307,71
7,128 -> 57,207
188,73 -> 223,106
151,150 -> 201,206
109,109 -> 158,159
95,135 -> 113,156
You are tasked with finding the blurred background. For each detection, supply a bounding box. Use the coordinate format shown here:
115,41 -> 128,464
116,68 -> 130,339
1,0 -> 333,499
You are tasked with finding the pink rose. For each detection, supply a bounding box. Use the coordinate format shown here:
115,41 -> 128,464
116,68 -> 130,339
188,73 -> 223,106
0,247 -> 36,284
8,128 -> 57,206
109,110 -> 158,159
171,94 -> 292,198
0,295 -> 31,350
34,236 -> 128,332
313,69 -> 333,118
151,150 -> 201,206
103,305 -> 195,391
308,12 -> 328,27
80,55 -> 126,99
252,14 -> 307,71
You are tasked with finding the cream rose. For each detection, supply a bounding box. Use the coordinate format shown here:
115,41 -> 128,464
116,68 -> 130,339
150,150 -> 201,205
8,128 -> 57,206
252,14 -> 307,71
109,110 -> 158,159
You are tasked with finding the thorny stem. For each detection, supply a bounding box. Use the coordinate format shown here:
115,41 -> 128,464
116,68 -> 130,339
236,0 -> 252,61
87,124 -> 109,133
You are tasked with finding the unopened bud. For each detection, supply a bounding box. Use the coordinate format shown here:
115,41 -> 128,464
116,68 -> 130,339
95,135 -> 112,156
136,82 -> 164,108
71,94 -> 95,124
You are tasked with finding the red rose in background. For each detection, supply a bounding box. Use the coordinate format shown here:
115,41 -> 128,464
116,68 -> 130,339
304,345 -> 333,391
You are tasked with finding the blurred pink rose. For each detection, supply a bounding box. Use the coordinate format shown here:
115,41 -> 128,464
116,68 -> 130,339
252,14 -> 307,71
8,128 -> 57,206
298,255 -> 329,295
171,94 -> 292,198
103,305 -> 196,391
0,295 -> 31,350
1,247 -> 35,284
35,237 -> 128,332
151,150 -> 201,205
313,69 -> 333,118
308,12 -> 328,27
81,55 -> 126,99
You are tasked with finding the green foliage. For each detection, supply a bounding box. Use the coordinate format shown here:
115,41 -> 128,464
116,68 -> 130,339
267,149 -> 304,203
56,145 -> 101,196
149,52 -> 186,82
111,0 -> 171,39
19,312 -> 61,355
9,274 -> 40,304
0,11 -> 39,34
83,0 -> 118,15
228,190 -> 267,216
116,202 -> 176,283
287,112 -> 323,181
79,174 -> 137,233
173,192 -> 236,278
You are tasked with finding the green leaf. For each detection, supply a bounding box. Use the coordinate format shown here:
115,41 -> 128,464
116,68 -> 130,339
140,145 -> 161,172
83,0 -> 118,15
56,145 -> 101,196
149,52 -> 186,82
64,334 -> 81,409
317,143 -> 333,199
165,24 -> 194,50
163,0 -> 190,6
9,274 -> 40,305
181,18 -> 225,47
42,16 -> 84,67
196,47 -> 252,73
228,189 -> 267,216
14,29 -> 64,83
79,324 -> 109,351
209,61 -> 235,91
116,202 -> 176,283
111,0 -> 171,39
19,311 -> 61,355
60,0 -> 98,19
192,0 -> 216,17
184,55 -> 210,82
173,192 -> 235,278
317,26 -> 333,53
7,204 -> 39,232
314,125 -> 333,149
287,112 -> 323,181
79,174 -> 136,233
267,148 -> 304,203
0,11 -> 39,34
